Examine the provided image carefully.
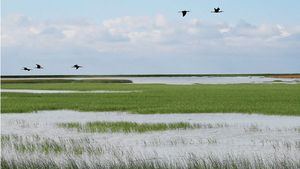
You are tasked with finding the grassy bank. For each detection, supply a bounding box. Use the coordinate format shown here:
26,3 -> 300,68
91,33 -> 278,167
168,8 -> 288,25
1,79 -> 132,84
1,83 -> 300,115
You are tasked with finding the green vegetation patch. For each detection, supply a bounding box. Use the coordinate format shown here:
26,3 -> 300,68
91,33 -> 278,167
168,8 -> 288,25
1,79 -> 132,84
58,121 -> 201,133
1,83 -> 300,115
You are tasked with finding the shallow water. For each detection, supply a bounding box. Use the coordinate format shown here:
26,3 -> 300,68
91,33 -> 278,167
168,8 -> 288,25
1,110 -> 300,166
125,76 -> 299,84
1,89 -> 140,94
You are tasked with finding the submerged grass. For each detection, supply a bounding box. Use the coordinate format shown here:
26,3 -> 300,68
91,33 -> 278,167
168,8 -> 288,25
1,155 -> 299,169
1,135 -> 103,155
1,83 -> 300,115
2,131 -> 300,169
58,122 -> 201,133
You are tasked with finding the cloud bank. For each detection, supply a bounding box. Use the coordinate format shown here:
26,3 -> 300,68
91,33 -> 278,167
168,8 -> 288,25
2,14 -> 300,75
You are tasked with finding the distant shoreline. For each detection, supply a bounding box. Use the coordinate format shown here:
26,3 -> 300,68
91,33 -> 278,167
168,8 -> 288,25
2,73 -> 300,78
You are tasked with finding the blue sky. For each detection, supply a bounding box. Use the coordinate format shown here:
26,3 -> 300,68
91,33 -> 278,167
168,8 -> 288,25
3,0 -> 300,24
2,0 -> 300,75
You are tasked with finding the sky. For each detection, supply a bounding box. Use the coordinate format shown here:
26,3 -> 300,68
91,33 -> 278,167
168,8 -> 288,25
1,0 -> 300,75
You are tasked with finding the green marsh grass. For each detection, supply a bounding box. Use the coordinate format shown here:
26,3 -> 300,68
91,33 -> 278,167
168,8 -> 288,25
1,83 -> 300,115
1,79 -> 132,84
58,122 -> 201,133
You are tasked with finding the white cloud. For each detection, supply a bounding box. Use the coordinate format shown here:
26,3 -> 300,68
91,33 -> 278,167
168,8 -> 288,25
2,14 -> 300,74
3,14 -> 299,51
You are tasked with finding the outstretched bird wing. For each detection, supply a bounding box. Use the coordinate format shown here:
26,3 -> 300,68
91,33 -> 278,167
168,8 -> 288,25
22,67 -> 31,71
179,11 -> 189,17
72,65 -> 82,69
36,64 -> 42,68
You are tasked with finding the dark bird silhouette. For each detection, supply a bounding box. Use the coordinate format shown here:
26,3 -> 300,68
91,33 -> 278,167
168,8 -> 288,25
179,10 -> 190,17
211,7 -> 223,13
35,64 -> 43,69
72,64 -> 82,70
22,67 -> 32,71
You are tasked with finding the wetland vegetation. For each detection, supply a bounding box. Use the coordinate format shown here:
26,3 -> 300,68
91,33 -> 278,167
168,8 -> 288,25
1,82 -> 300,115
1,78 -> 300,169
58,121 -> 217,133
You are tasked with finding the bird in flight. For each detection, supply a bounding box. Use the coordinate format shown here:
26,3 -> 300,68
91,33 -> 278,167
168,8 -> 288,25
72,64 -> 82,70
211,8 -> 223,13
35,64 -> 43,69
179,10 -> 190,17
22,67 -> 32,71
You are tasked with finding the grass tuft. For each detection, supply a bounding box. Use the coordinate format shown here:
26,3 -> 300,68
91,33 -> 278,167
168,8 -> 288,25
58,121 -> 206,133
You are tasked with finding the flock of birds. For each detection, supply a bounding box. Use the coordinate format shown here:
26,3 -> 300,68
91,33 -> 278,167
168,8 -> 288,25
22,7 -> 223,72
179,7 -> 223,17
22,64 -> 82,71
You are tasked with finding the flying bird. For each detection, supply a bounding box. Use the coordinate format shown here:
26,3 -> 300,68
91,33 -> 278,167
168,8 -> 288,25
35,64 -> 43,69
211,8 -> 223,13
179,10 -> 190,17
22,67 -> 32,71
72,64 -> 82,70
